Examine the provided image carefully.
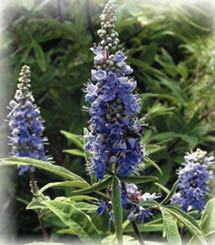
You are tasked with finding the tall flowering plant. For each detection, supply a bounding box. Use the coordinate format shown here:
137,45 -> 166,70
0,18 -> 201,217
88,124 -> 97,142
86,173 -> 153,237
6,65 -> 49,239
83,0 -> 156,244
0,1 -> 215,245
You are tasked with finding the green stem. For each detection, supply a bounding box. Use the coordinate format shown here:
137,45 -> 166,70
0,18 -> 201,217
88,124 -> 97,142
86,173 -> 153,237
130,220 -> 145,245
122,181 -> 144,245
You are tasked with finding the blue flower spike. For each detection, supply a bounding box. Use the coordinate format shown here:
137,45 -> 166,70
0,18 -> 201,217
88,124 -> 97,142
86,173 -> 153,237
84,0 -> 144,180
171,148 -> 214,211
7,65 -> 48,175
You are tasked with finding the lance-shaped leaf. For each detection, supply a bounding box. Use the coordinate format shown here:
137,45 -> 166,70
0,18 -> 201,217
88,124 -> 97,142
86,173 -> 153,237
189,197 -> 215,245
61,130 -> 83,149
164,206 -> 207,245
160,207 -> 182,245
0,157 -> 88,184
112,176 -> 123,244
63,149 -> 85,157
161,181 -> 178,204
38,180 -> 89,194
120,175 -> 158,184
42,199 -> 100,243
71,175 -> 112,195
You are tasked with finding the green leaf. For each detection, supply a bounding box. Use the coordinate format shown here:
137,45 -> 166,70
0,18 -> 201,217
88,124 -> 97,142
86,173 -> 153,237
160,207 -> 182,245
69,195 -> 98,202
178,134 -> 198,148
102,235 -> 138,245
27,198 -> 47,210
32,40 -> 47,71
141,129 -> 153,144
71,175 -> 112,195
120,175 -> 158,184
42,199 -> 100,242
0,157 -> 88,184
112,176 -> 123,244
63,149 -> 85,157
38,180 -> 88,194
158,77 -> 188,104
177,62 -> 189,80
155,183 -> 170,194
145,144 -> 166,154
165,206 -> 207,245
144,157 -> 163,175
72,202 -> 98,212
124,223 -> 163,233
201,197 -> 215,233
161,181 -> 178,204
57,227 -> 78,235
155,49 -> 178,77
142,93 -> 183,105
150,132 -> 179,143
150,132 -> 198,147
61,130 -> 83,149
145,102 -> 175,119
201,197 -> 215,243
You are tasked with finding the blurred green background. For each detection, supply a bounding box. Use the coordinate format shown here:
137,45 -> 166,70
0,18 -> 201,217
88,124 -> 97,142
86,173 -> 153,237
0,0 -> 215,241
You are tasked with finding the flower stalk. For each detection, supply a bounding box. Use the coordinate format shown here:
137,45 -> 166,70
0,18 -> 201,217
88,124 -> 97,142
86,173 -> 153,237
29,171 -> 49,241
130,219 -> 145,245
7,65 -> 49,240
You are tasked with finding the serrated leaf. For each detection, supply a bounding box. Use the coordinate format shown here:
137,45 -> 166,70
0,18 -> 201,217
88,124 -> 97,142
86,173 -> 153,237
160,207 -> 182,245
111,176 -> 123,244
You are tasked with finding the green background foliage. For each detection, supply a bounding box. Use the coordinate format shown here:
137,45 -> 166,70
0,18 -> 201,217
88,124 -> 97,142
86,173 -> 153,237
0,0 -> 215,242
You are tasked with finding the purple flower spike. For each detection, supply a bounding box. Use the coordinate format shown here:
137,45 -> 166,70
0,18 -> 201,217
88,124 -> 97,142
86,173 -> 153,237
7,65 -> 48,175
84,0 -> 144,179
171,148 -> 213,211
